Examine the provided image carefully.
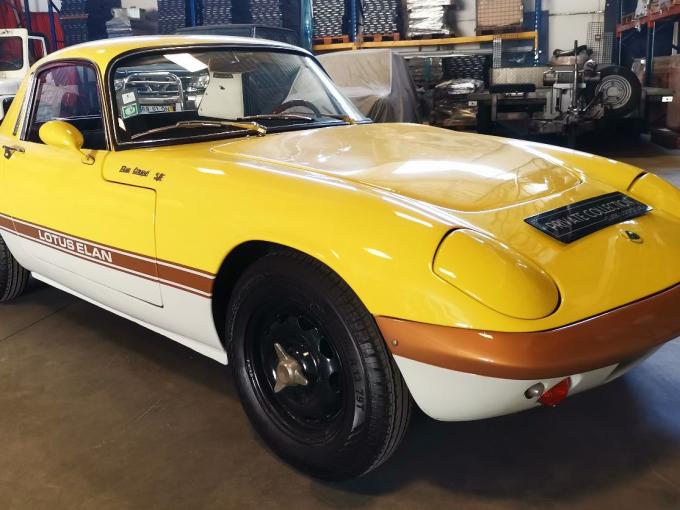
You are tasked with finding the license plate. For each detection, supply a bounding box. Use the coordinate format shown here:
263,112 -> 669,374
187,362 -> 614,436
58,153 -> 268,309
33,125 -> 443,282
525,192 -> 651,243
662,96 -> 674,103
140,104 -> 175,113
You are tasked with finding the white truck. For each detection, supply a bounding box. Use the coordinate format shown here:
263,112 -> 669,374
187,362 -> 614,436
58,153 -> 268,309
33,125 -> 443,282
0,28 -> 48,120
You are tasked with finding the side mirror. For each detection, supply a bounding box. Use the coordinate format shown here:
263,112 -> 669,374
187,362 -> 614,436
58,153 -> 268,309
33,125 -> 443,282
38,120 -> 94,164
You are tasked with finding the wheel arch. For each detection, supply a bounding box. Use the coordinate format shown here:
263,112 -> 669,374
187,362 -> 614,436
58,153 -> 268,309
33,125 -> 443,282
211,240 -> 273,347
210,240 -> 365,348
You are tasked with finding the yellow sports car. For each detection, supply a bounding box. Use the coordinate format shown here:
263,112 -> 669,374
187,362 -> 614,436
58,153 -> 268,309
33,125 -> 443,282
0,36 -> 679,480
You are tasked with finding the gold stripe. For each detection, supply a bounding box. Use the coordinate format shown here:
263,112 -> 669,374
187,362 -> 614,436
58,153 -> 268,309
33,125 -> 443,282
0,213 -> 214,297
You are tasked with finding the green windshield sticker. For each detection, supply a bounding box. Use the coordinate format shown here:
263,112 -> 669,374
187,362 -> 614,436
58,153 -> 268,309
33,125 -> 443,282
122,103 -> 139,119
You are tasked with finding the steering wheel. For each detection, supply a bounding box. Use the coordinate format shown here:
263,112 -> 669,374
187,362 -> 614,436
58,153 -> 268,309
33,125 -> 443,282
272,99 -> 322,116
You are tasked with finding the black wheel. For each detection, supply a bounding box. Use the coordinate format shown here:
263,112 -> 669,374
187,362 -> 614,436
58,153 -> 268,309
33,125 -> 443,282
596,66 -> 641,119
0,234 -> 29,302
226,249 -> 412,480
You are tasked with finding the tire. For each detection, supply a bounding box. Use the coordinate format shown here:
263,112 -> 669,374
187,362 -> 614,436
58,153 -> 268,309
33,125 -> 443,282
226,249 -> 412,480
0,234 -> 29,302
596,66 -> 641,119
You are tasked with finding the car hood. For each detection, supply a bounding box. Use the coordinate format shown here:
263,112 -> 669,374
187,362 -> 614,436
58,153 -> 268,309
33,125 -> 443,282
211,123 -> 582,212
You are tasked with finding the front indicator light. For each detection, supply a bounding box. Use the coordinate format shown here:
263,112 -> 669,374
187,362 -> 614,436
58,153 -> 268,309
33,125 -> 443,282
538,378 -> 572,407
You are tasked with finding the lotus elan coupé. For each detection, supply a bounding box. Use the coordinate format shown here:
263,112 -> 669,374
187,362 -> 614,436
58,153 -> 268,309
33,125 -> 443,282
0,36 -> 678,480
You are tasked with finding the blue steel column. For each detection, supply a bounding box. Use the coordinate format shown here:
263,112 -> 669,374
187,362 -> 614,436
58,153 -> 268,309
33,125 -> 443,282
534,0 -> 542,65
47,0 -> 58,51
23,0 -> 32,31
301,0 -> 313,50
350,0 -> 358,42
186,0 -> 198,27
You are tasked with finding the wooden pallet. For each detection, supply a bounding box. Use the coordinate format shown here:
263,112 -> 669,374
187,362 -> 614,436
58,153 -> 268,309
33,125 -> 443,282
312,35 -> 349,45
476,24 -> 524,36
358,32 -> 401,43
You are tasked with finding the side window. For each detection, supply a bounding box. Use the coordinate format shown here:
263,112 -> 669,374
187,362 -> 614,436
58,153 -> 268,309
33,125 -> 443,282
26,63 -> 107,150
0,37 -> 23,71
28,39 -> 46,65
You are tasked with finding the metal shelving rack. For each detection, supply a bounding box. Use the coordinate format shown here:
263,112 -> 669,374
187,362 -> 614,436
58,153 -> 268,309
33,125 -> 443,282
182,0 -> 314,49
313,30 -> 539,55
313,1 -> 543,59
616,0 -> 680,85
180,1 -> 540,57
46,0 -> 59,51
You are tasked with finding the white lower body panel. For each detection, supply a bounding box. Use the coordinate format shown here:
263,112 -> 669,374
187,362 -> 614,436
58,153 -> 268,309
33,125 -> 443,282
33,273 -> 227,364
394,354 -> 651,421
2,229 -> 226,364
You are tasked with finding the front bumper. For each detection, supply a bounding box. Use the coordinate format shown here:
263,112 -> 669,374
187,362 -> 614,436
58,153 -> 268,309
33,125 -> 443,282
376,283 -> 680,421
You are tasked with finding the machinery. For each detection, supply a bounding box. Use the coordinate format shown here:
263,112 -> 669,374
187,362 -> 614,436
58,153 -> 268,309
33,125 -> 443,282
537,42 -> 643,143
476,41 -> 673,146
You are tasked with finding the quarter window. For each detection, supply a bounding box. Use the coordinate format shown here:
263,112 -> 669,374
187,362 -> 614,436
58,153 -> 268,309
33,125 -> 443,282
28,39 -> 46,65
26,63 -> 106,150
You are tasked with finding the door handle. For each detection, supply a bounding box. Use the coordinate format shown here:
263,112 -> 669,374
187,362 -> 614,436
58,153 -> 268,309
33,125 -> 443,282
3,145 -> 25,160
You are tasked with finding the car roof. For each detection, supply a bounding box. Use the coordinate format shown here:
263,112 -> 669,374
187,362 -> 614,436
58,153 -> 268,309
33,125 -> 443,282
39,35 -> 310,69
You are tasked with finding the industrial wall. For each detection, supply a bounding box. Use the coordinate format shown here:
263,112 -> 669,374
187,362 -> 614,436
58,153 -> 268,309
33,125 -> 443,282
544,0 -> 605,55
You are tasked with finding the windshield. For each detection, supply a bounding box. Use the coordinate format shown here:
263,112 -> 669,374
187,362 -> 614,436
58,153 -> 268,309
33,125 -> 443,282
0,37 -> 24,71
111,48 -> 366,143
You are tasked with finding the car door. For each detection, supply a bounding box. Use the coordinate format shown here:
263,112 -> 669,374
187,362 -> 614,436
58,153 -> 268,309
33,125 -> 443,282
1,60 -> 163,306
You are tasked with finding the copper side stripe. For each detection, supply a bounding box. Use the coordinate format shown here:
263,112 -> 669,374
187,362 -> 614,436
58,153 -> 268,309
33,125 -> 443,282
0,214 -> 215,297
3,213 -> 215,278
0,215 -> 13,230
13,220 -> 159,277
157,264 -> 214,294
377,282 -> 680,380
157,257 -> 214,278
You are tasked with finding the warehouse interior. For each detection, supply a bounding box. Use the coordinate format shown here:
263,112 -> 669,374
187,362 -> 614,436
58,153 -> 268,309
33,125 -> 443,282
0,0 -> 679,508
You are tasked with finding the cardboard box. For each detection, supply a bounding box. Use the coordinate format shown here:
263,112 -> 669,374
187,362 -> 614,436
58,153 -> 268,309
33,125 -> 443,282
652,55 -> 680,130
476,0 -> 523,30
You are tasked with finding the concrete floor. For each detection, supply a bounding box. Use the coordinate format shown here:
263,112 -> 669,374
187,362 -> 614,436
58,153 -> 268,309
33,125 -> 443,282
1,139 -> 679,510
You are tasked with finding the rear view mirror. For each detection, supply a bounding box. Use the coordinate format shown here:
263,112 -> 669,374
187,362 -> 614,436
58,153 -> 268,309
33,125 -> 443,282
39,120 -> 94,164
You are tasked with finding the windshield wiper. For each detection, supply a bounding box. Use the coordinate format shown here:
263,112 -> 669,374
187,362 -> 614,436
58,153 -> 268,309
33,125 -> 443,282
130,120 -> 267,141
238,113 -> 358,125
237,113 -> 315,122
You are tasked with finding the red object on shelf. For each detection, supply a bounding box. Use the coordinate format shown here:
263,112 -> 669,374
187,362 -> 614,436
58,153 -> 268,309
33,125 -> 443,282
0,1 -> 65,51
538,378 -> 572,407
30,12 -> 65,50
